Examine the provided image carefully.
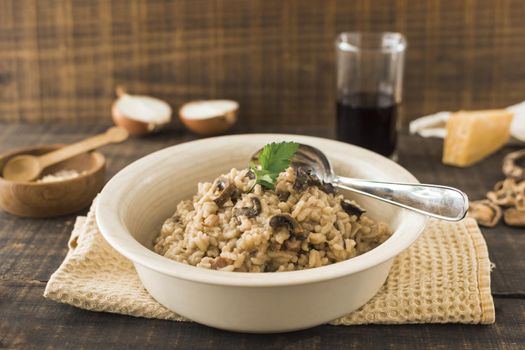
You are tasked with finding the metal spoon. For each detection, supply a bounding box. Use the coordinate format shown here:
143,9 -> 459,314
252,144 -> 469,221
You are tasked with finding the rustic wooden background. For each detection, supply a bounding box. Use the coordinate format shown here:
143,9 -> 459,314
1,0 -> 525,128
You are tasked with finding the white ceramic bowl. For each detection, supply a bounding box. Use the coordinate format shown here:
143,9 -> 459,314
96,134 -> 427,333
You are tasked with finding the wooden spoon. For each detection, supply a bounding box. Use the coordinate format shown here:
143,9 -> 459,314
2,127 -> 129,182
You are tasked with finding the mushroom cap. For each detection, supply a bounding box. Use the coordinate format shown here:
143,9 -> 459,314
340,199 -> 366,218
212,178 -> 236,207
269,214 -> 303,235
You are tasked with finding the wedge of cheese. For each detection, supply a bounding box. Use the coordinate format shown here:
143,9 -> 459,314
443,109 -> 513,167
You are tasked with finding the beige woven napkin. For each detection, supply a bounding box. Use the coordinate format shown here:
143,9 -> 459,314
44,202 -> 495,325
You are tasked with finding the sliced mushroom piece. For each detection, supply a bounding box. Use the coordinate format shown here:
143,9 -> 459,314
277,191 -> 291,202
216,177 -> 227,191
503,207 -> 525,227
233,197 -> 262,218
503,149 -> 525,181
486,179 -> 519,207
212,177 -> 236,207
230,187 -> 242,204
468,200 -> 502,228
341,199 -> 366,218
246,170 -> 256,180
318,182 -> 336,195
486,191 -> 516,207
269,214 -> 304,235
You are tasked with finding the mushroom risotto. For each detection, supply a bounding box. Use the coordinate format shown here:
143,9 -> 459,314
153,167 -> 392,272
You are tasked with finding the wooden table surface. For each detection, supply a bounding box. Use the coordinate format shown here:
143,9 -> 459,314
1,123 -> 524,350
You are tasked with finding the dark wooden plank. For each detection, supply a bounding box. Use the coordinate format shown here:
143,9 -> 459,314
1,280 -> 524,350
1,1 -> 525,125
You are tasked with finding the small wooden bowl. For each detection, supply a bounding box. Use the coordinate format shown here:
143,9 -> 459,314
0,145 -> 105,218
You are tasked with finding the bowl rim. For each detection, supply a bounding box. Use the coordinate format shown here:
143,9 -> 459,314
0,144 -> 105,186
96,134 -> 428,287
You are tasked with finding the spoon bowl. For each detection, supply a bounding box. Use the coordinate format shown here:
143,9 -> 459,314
252,143 -> 469,221
1,155 -> 42,182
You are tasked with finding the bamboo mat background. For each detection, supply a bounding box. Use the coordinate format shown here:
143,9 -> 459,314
1,0 -> 525,127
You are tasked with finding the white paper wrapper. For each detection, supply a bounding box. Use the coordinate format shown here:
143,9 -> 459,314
409,102 -> 525,142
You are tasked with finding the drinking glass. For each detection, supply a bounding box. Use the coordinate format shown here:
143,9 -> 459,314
335,32 -> 407,158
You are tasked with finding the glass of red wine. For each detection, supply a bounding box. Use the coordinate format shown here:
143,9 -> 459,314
335,32 -> 407,159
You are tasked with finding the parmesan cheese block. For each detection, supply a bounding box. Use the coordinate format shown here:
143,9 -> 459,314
443,109 -> 513,167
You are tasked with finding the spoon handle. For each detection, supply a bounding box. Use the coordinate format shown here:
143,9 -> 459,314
333,176 -> 469,221
38,127 -> 128,168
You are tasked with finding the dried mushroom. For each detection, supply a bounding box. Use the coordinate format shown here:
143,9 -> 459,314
212,178 -> 236,207
469,148 -> 525,228
269,214 -> 304,235
468,200 -> 502,228
486,178 -> 519,206
503,207 -> 525,227
341,199 -> 366,218
234,197 -> 262,218
502,149 -> 525,181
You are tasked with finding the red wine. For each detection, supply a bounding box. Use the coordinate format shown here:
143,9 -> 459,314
336,93 -> 398,157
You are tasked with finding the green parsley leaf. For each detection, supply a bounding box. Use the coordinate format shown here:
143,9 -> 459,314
250,141 -> 299,190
